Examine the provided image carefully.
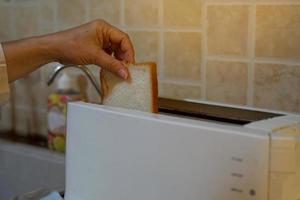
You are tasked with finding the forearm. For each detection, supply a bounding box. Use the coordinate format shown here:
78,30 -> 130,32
2,35 -> 56,82
1,20 -> 134,82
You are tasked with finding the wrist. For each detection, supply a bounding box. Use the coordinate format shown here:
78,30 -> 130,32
38,34 -> 61,63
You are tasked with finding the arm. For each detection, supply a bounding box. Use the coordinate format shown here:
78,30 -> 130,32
2,19 -> 135,82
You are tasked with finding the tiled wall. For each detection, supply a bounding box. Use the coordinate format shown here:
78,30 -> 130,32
0,0 -> 300,136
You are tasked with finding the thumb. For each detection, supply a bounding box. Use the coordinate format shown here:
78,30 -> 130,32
95,50 -> 129,79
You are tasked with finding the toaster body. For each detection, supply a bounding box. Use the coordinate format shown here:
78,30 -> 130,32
65,101 -> 300,200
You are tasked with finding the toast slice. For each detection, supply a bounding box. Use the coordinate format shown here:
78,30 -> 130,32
100,62 -> 158,113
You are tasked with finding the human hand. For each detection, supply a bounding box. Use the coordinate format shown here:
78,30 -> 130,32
49,19 -> 135,79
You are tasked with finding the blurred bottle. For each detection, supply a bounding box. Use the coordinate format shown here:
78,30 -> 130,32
47,72 -> 83,152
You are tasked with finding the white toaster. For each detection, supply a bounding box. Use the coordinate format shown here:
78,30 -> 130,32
65,99 -> 300,200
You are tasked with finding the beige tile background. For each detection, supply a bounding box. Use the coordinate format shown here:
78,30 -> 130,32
207,5 -> 249,56
0,0 -> 300,136
206,61 -> 248,105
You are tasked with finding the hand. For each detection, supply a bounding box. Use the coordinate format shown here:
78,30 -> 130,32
3,19 -> 135,82
50,19 -> 135,79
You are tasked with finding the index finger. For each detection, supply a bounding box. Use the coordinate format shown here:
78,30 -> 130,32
107,26 -> 135,63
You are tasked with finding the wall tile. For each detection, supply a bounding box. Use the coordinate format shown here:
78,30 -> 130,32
254,63 -> 300,112
12,69 -> 48,111
206,61 -> 248,105
256,5 -> 300,59
2,0 -> 300,137
160,83 -> 201,100
57,0 -> 87,26
164,0 -> 202,28
13,5 -> 39,38
39,25 -> 55,35
207,5 -> 249,56
0,6 -> 13,41
14,107 -> 30,136
39,0 -> 55,25
33,109 -> 47,137
164,32 -> 202,80
90,0 -> 120,25
14,108 -> 47,136
128,31 -> 159,63
125,0 -> 159,27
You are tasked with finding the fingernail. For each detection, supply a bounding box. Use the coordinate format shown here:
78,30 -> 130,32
118,68 -> 128,79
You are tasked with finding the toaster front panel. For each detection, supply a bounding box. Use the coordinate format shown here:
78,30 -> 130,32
65,103 -> 270,200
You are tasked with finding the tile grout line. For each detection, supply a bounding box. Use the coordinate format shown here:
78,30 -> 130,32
206,1 -> 252,6
119,26 -> 203,32
37,0 -> 42,35
205,0 -> 300,5
85,0 -> 91,22
201,0 -> 208,100
53,0 -> 59,31
120,0 -> 125,26
206,55 -> 300,66
158,0 -> 164,83
161,79 -> 202,87
10,1 -> 17,39
207,55 -> 249,62
255,58 -> 300,66
7,1 -> 15,40
159,36 -> 164,95
247,1 -> 256,106
256,1 -> 300,5
158,0 -> 163,28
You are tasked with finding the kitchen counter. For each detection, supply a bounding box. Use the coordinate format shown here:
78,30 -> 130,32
0,137 -> 65,199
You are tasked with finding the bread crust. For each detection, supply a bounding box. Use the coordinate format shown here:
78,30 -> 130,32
147,62 -> 158,113
100,68 -> 108,104
100,62 -> 158,113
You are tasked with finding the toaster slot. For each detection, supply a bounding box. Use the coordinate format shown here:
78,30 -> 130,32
158,97 -> 283,125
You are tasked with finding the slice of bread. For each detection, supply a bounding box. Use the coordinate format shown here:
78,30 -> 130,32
100,62 -> 158,113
